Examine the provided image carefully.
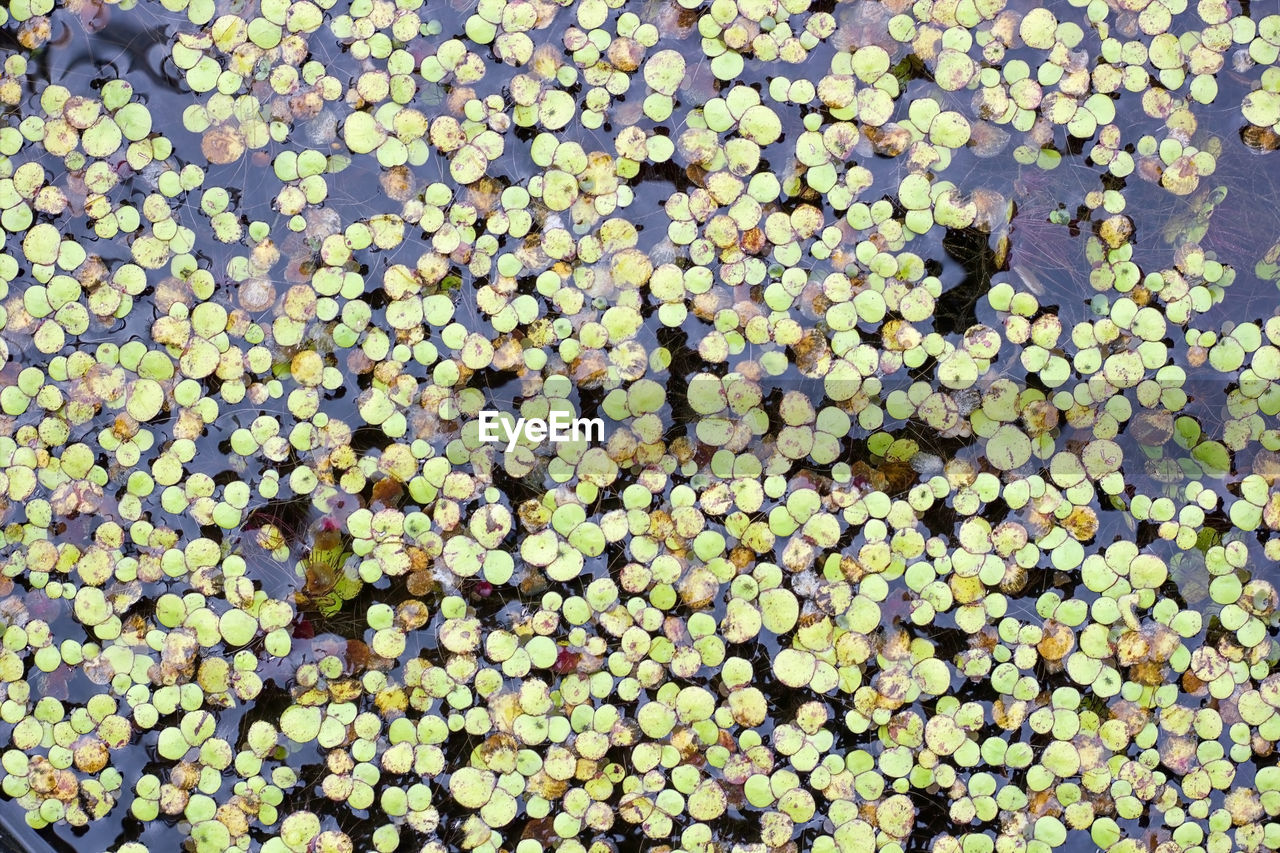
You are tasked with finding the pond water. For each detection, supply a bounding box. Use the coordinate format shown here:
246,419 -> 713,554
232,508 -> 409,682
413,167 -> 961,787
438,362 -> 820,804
1,0 -> 1280,851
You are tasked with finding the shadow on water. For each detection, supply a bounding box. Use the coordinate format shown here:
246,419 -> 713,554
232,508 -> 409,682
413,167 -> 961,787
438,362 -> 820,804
935,225 -> 1002,337
48,15 -> 179,93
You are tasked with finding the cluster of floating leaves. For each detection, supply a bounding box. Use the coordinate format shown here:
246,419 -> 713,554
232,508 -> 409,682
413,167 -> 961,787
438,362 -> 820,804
2,0 -> 1280,851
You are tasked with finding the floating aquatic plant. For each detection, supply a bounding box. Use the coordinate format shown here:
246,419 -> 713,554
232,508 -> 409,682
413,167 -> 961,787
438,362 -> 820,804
4,0 -> 1280,852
